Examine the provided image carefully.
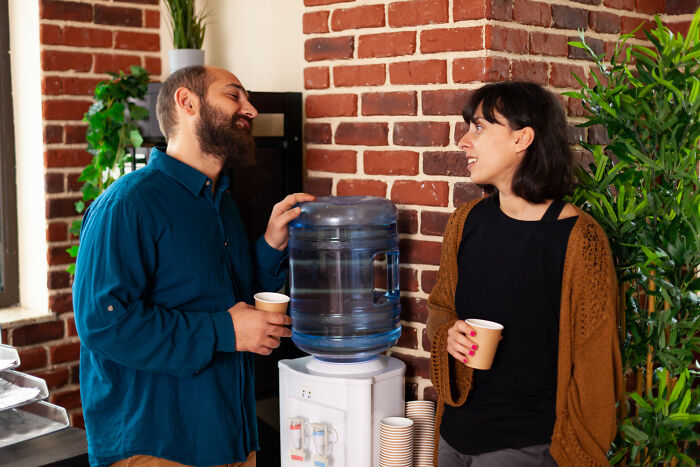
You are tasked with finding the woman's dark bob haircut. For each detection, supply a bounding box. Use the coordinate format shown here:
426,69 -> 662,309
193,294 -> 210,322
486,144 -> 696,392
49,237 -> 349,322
462,81 -> 575,204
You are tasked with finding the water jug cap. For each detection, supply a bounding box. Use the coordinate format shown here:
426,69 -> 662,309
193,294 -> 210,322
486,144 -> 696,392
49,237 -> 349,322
292,196 -> 397,227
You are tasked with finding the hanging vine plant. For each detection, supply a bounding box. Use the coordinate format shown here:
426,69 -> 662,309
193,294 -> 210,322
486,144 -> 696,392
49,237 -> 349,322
66,65 -> 150,274
566,11 -> 700,466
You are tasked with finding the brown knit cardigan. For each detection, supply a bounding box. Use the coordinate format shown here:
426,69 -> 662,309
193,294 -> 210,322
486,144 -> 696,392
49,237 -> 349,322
427,198 -> 624,467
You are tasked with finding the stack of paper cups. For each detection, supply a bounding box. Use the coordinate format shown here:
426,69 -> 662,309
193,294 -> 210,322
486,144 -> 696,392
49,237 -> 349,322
379,417 -> 414,467
405,400 -> 436,467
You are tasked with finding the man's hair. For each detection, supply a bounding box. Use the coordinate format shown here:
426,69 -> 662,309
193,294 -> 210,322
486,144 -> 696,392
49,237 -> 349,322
156,66 -> 212,141
461,81 -> 575,204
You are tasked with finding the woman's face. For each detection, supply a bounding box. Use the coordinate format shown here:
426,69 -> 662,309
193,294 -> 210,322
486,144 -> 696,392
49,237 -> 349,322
457,104 -> 526,193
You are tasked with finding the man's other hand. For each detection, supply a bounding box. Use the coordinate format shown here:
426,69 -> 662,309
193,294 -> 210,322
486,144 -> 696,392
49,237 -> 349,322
264,193 -> 315,251
228,302 -> 292,355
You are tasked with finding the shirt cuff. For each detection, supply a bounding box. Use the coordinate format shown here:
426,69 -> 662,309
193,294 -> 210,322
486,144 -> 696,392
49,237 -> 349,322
212,310 -> 236,353
255,236 -> 288,271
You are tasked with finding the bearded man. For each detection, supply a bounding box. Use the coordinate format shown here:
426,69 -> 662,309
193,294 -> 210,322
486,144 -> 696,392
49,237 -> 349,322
73,66 -> 313,467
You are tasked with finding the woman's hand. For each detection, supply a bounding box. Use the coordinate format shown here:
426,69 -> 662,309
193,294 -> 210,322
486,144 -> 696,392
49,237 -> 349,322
446,320 -> 478,364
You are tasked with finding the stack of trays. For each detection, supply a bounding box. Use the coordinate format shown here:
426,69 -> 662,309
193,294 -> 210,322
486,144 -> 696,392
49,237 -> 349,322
0,344 -> 70,448
379,417 -> 414,467
405,400 -> 436,467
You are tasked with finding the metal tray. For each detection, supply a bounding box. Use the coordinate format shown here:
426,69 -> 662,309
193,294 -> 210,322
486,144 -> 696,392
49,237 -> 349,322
0,401 -> 70,448
0,345 -> 20,371
0,370 -> 49,411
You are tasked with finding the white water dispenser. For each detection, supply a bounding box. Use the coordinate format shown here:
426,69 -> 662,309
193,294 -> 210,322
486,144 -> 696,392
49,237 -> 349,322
279,197 -> 406,467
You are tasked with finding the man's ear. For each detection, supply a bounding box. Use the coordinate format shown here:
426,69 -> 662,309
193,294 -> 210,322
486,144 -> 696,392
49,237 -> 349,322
514,126 -> 535,153
173,87 -> 198,117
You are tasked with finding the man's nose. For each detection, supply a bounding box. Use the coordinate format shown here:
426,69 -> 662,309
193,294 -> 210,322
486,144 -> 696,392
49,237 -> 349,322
241,101 -> 258,119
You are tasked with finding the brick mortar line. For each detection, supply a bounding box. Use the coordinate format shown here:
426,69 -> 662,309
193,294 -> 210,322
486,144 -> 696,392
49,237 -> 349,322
308,115 -> 463,122
305,78 -> 588,95
42,97 -> 94,103
302,47 -> 627,69
302,8 -> 671,41
40,16 -> 160,29
400,292 -> 431,303
46,265 -> 73,276
43,0 -> 159,6
305,79 -> 484,94
486,19 -> 661,43
302,0 -> 667,17
304,15 -> 672,48
304,19 -> 487,40
308,170 -> 472,183
388,347 -> 430,358
48,290 -> 73,297
47,240 -> 79,249
44,167 -> 83,175
415,378 -> 432,395
41,44 -> 161,56
307,145 -> 463,156
41,71 -> 157,80
44,144 -> 90,150
535,0 -> 683,17
44,214 -> 82,222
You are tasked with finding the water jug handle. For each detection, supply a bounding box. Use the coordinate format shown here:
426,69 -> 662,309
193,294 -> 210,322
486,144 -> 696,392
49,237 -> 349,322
371,250 -> 400,306
385,250 -> 400,297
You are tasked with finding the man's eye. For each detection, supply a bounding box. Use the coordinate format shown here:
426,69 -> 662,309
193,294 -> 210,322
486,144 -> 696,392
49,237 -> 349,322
230,94 -> 239,101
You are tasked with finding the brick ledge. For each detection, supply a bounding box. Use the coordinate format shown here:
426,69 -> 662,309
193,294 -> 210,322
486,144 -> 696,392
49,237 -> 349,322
0,306 -> 53,328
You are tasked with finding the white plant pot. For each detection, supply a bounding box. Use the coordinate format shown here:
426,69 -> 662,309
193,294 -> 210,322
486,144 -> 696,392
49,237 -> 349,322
168,49 -> 205,74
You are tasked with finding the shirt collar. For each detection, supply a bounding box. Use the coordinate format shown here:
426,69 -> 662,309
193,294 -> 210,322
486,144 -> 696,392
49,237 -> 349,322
148,147 -> 230,195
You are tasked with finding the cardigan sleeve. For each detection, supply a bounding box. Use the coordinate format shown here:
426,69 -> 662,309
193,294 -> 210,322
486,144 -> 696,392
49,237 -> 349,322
426,202 -> 479,407
562,219 -> 624,465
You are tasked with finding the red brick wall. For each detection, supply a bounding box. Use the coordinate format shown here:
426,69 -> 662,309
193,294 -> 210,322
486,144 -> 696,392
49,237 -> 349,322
3,0 -> 161,428
302,0 -> 697,401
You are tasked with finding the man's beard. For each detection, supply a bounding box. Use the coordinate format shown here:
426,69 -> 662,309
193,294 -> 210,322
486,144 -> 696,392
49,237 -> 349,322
195,97 -> 256,168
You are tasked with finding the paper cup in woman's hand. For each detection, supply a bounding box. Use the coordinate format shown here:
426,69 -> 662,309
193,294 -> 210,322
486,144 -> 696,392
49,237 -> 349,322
465,319 -> 504,370
254,292 -> 290,313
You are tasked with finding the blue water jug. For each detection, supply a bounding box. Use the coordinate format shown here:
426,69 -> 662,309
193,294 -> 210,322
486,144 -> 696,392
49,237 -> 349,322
289,196 -> 401,362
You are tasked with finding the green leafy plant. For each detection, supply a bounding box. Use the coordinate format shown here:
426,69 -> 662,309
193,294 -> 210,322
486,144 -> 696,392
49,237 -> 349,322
66,65 -> 150,274
163,0 -> 209,49
565,10 -> 700,466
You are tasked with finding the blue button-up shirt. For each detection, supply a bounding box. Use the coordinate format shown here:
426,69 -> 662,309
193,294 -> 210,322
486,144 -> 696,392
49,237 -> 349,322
73,147 -> 286,467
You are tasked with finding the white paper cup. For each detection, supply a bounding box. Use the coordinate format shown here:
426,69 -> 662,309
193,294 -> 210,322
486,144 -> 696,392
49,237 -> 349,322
254,292 -> 289,313
464,318 -> 504,370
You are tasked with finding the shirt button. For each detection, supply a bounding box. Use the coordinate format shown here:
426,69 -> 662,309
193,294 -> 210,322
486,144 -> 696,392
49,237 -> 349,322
224,241 -> 228,247
205,180 -> 211,186
107,305 -> 114,311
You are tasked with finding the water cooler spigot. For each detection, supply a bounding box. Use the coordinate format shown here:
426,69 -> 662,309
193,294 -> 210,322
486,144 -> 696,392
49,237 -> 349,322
288,417 -> 306,462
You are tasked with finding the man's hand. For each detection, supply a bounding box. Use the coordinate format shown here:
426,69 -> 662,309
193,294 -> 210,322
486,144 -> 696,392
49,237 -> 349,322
264,193 -> 315,251
228,302 -> 292,355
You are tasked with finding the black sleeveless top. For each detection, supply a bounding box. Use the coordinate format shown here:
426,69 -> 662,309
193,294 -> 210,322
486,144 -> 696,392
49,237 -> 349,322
440,194 -> 577,455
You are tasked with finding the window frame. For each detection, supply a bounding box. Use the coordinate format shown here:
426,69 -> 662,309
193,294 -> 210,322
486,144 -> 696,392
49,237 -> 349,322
0,0 -> 20,308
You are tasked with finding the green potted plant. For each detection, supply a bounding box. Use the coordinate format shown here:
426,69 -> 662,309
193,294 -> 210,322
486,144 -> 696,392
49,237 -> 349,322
565,10 -> 700,466
67,66 -> 150,274
164,0 -> 210,74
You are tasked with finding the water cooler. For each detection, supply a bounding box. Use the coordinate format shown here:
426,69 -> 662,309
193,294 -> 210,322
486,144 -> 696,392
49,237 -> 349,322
279,197 -> 406,467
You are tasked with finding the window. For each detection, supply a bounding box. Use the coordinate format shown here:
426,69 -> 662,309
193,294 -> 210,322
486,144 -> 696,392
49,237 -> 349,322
0,0 -> 19,307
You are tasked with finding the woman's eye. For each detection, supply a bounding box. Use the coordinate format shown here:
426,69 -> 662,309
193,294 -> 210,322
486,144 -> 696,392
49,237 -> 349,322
476,124 -> 483,131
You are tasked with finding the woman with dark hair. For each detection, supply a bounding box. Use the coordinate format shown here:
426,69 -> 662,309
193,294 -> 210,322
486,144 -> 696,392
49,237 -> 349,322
427,81 -> 623,467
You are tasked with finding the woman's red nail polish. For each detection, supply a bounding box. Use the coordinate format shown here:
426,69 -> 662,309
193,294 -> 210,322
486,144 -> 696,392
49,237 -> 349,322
472,344 -> 478,350
463,358 -> 468,363
470,331 -> 476,337
469,350 -> 475,356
